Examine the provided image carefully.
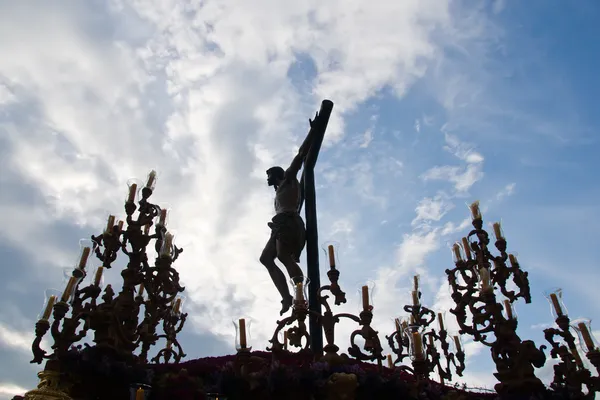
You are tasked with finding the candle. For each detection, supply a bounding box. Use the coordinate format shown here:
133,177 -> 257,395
412,332 -> 423,359
413,275 -> 419,291
452,243 -> 462,262
361,285 -> 369,311
135,387 -> 145,400
143,224 -> 150,235
479,267 -> 491,292
492,222 -> 503,240
93,267 -> 104,286
41,295 -> 57,321
428,334 -> 435,348
453,336 -> 462,352
503,300 -> 513,319
508,254 -> 518,268
437,313 -> 445,331
394,318 -> 401,333
549,293 -> 563,317
328,245 -> 335,267
470,201 -> 481,219
283,330 -> 288,350
295,282 -> 304,302
570,347 -> 583,365
146,170 -> 156,188
162,232 -> 173,256
410,315 -> 415,325
105,215 -> 115,234
117,220 -> 124,231
461,237 -> 471,259
78,247 -> 91,269
239,318 -> 247,349
577,322 -> 596,351
412,290 -> 419,306
159,209 -> 167,226
138,284 -> 145,298
173,298 -> 182,313
128,183 -> 137,203
61,276 -> 78,302
387,354 -> 393,368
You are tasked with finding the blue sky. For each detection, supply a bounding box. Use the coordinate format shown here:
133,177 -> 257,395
1,0 -> 600,397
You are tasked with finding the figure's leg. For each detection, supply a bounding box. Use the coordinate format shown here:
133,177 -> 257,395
276,239 -> 304,284
260,235 -> 293,315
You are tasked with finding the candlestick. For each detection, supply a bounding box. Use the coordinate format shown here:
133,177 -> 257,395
387,354 -> 393,368
503,300 -> 513,320
452,243 -> 462,262
411,290 -> 420,306
437,313 -> 445,331
41,295 -> 57,321
128,183 -> 137,203
146,170 -> 156,188
295,282 -> 304,302
136,387 -> 144,400
105,215 -> 115,234
453,335 -> 462,352
469,200 -> 481,219
549,293 -> 563,317
412,332 -> 424,359
159,209 -> 167,226
239,318 -> 247,349
93,267 -> 104,286
492,222 -> 503,240
283,330 -> 288,350
413,275 -> 419,291
78,247 -> 91,270
328,245 -> 335,267
461,237 -> 471,259
361,285 -> 369,311
577,322 -> 596,352
61,276 -> 78,302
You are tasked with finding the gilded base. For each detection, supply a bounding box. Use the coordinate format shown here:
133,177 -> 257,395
23,370 -> 71,400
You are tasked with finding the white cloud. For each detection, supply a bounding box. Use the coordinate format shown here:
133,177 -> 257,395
0,323 -> 32,353
412,194 -> 454,226
496,182 -> 516,200
0,383 -> 27,398
421,164 -> 484,193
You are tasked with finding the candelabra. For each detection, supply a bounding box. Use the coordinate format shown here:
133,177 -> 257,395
26,171 -> 187,400
386,278 -> 465,382
542,288 -> 600,398
267,244 -> 385,368
445,202 -> 546,396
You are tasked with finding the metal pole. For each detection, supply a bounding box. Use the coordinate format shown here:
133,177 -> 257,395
304,99 -> 334,356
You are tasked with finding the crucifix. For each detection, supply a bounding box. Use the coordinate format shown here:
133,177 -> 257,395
259,100 -> 334,355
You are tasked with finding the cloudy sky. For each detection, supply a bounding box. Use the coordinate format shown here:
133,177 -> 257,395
1,0 -> 600,397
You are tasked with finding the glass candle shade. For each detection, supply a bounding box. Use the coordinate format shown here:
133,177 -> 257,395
39,289 -> 62,321
233,317 -> 252,351
468,200 -> 482,220
503,299 -> 516,320
477,266 -> 493,293
461,237 -> 472,260
404,327 -> 425,361
491,220 -> 504,241
171,295 -> 185,316
76,239 -> 94,270
322,240 -> 341,269
277,330 -> 289,350
571,318 -> 598,353
126,178 -> 143,203
290,276 -> 310,304
544,288 -> 568,319
104,213 -> 116,235
91,266 -> 105,288
156,207 -> 170,228
451,242 -> 463,263
357,281 -> 376,312
145,170 -> 158,191
160,232 -> 175,257
60,275 -> 82,304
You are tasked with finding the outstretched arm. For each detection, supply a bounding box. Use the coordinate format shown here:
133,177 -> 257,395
285,113 -> 318,180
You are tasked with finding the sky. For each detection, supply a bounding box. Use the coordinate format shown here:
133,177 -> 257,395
1,0 -> 600,398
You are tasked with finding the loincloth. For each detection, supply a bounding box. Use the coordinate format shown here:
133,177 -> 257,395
269,212 -> 306,262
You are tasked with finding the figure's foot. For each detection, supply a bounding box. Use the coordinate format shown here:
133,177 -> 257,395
280,295 -> 293,316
